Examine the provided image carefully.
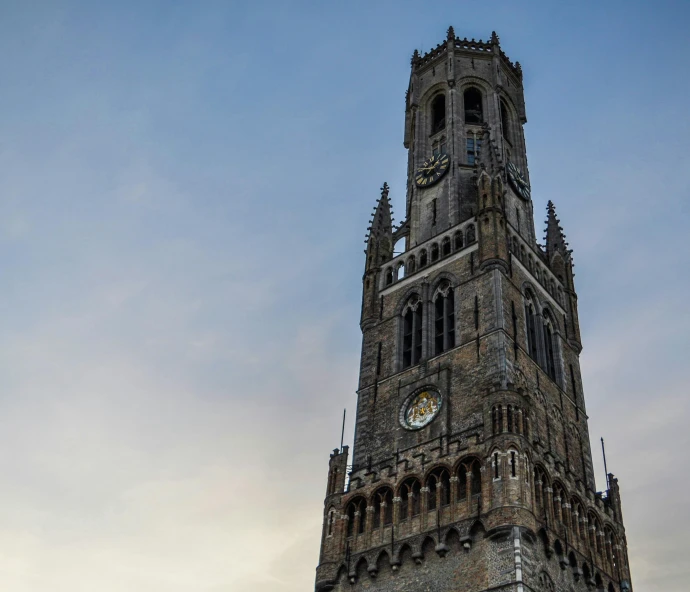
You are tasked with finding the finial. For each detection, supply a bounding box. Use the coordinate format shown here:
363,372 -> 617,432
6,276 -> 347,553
447,26 -> 455,41
491,31 -> 499,45
411,49 -> 419,65
381,182 -> 389,198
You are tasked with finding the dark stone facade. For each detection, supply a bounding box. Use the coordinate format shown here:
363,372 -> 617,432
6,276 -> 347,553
315,28 -> 633,592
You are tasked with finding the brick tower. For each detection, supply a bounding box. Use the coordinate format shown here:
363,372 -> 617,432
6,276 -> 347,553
315,29 -> 633,592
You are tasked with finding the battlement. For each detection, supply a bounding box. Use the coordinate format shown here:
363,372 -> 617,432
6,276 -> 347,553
412,30 -> 522,82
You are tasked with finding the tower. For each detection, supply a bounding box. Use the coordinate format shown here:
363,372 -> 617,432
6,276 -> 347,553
315,29 -> 633,592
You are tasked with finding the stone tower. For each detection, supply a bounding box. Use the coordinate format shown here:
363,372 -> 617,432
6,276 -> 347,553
315,29 -> 633,592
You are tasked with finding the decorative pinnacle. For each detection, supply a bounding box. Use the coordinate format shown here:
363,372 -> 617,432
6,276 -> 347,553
545,200 -> 570,258
447,26 -> 455,41
491,31 -> 499,45
381,182 -> 389,198
411,49 -> 419,65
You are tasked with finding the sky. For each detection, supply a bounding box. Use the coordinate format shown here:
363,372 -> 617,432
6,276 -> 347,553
0,1 -> 687,590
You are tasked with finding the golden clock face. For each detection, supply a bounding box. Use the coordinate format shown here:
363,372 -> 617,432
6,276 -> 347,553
401,388 -> 442,430
415,153 -> 450,188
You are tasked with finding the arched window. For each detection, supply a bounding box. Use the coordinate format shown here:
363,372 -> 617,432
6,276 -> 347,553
509,450 -> 517,478
500,99 -> 512,144
407,255 -> 416,274
434,282 -> 455,355
534,466 -> 549,519
346,497 -> 367,537
441,236 -> 451,257
464,87 -> 483,124
431,243 -> 439,262
507,405 -> 514,432
327,508 -> 336,535
605,527 -> 618,570
431,94 -> 446,134
458,464 -> 468,501
426,467 -> 450,510
588,513 -> 601,554
454,231 -> 463,250
402,296 -> 423,369
419,249 -> 428,267
399,478 -> 421,520
492,406 -> 499,435
552,483 -> 565,523
525,291 -> 539,361
385,267 -> 393,286
470,459 -> 482,495
466,224 -> 476,243
372,487 -> 393,528
543,311 -> 557,381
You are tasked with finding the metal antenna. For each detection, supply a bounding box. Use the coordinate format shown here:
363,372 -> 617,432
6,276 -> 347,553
601,437 -> 609,491
340,409 -> 346,452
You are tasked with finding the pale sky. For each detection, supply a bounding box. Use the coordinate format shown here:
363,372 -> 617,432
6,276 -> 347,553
0,1 -> 688,591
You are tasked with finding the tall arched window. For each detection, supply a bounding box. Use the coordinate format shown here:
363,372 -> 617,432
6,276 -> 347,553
500,99 -> 512,144
543,311 -> 557,381
434,282 -> 455,355
372,487 -> 393,528
419,249 -> 428,267
441,236 -> 451,257
466,224 -> 476,243
464,87 -> 483,124
402,296 -> 423,368
525,291 -> 539,361
431,94 -> 446,134
426,467 -> 450,510
454,230 -> 463,250
346,497 -> 367,537
399,478 -> 421,520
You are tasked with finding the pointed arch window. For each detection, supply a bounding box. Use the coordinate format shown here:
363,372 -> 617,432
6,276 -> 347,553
399,477 -> 421,520
346,497 -> 367,537
525,291 -> 539,361
426,467 -> 450,510
500,99 -> 512,144
372,487 -> 393,528
543,311 -> 557,381
419,249 -> 428,267
464,87 -> 483,124
431,94 -> 446,134
434,282 -> 455,355
454,230 -> 463,250
402,296 -> 423,368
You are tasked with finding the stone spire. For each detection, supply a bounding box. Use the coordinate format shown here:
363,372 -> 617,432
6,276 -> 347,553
447,26 -> 455,42
367,183 -> 392,239
544,200 -> 570,260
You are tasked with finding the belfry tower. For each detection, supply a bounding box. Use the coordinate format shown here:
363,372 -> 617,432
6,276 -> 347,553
315,29 -> 633,592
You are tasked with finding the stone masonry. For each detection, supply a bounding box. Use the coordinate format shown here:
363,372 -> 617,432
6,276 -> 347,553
314,28 -> 634,592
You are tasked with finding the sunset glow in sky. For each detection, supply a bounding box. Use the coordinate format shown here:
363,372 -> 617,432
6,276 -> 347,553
0,2 -> 688,591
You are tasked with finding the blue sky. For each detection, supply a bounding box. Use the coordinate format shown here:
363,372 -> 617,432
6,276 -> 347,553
0,1 -> 687,590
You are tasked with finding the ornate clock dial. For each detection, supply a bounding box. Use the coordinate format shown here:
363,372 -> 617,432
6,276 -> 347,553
507,161 -> 531,201
401,388 -> 442,430
415,153 -> 450,188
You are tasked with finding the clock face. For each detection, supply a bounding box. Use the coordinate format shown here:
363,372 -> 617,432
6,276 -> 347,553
415,153 -> 450,188
507,161 -> 531,201
401,388 -> 442,430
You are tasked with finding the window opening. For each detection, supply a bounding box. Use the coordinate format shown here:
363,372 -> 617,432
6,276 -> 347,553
510,451 -> 516,477
494,453 -> 499,479
434,283 -> 455,355
467,135 -> 482,165
500,99 -> 512,144
431,94 -> 446,134
464,88 -> 483,124
402,298 -> 423,368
